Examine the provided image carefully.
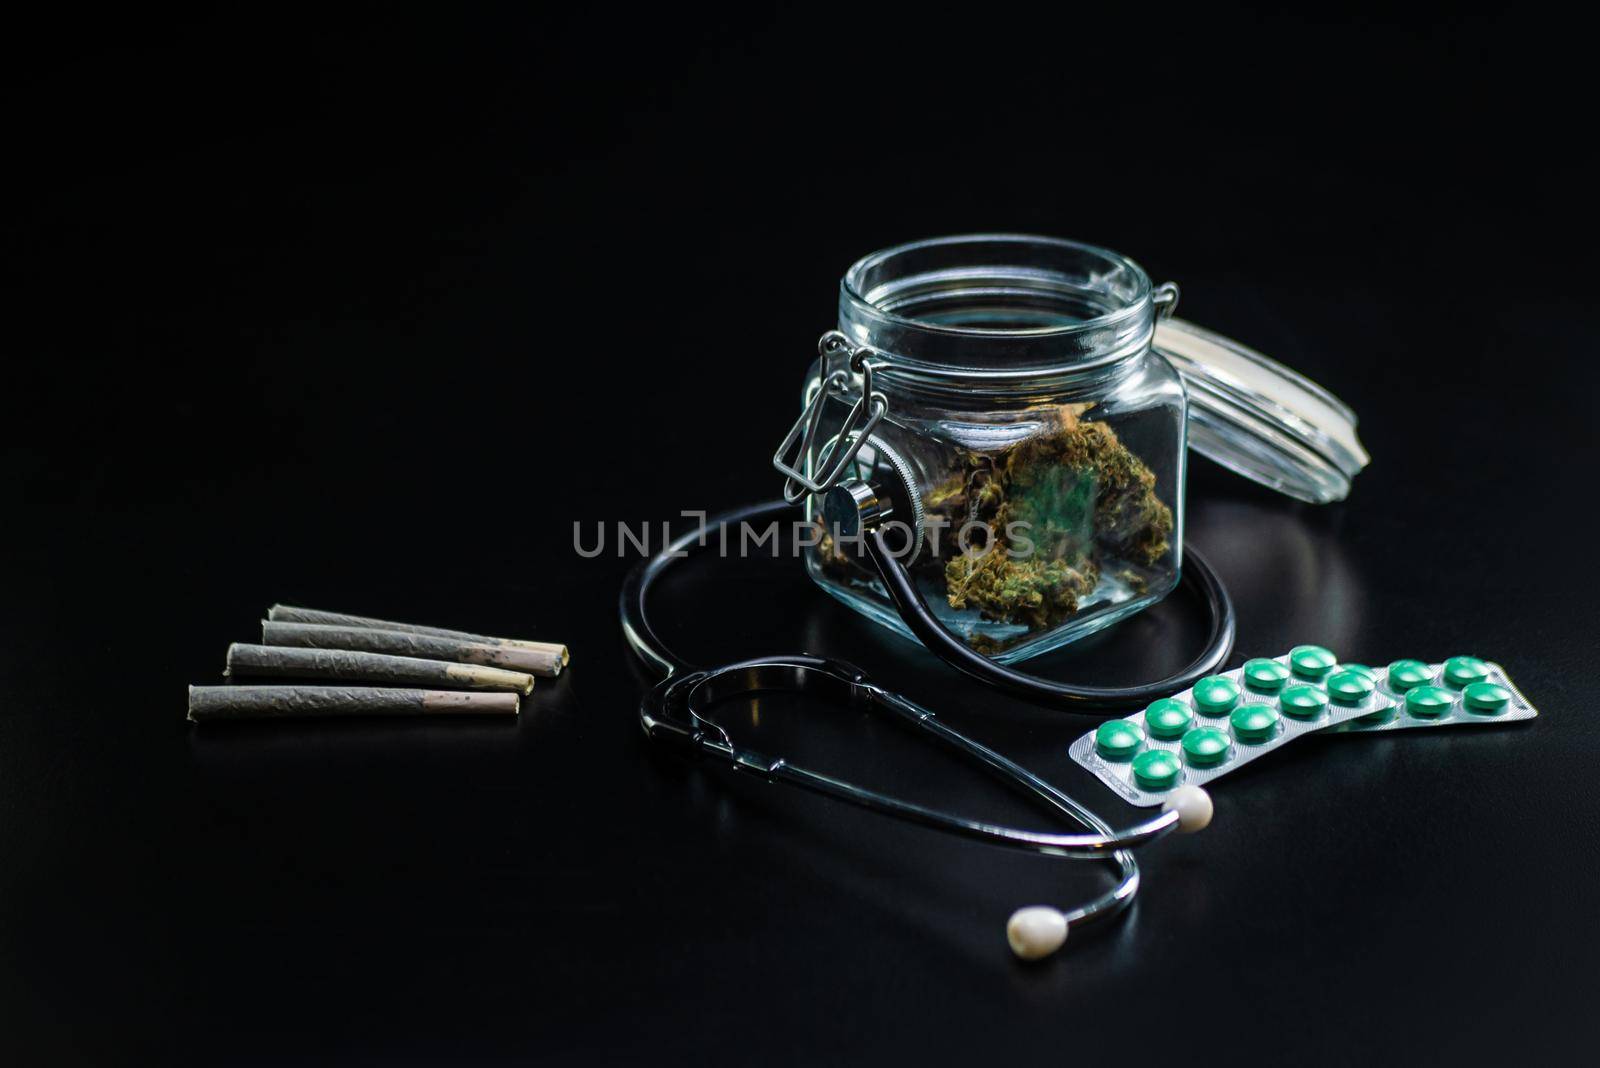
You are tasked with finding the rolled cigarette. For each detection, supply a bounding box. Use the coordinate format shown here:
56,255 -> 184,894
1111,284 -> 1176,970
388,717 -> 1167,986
224,644 -> 535,695
260,621 -> 563,677
188,685 -> 519,722
266,605 -> 569,666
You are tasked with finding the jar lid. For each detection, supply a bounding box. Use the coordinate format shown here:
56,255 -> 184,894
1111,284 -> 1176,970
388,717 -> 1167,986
1153,317 -> 1368,504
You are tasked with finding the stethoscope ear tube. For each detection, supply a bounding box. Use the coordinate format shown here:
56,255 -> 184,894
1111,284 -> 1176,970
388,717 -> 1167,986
632,646 -> 1177,952
641,654 -> 1184,857
620,498 -> 1226,961
861,523 -> 1236,715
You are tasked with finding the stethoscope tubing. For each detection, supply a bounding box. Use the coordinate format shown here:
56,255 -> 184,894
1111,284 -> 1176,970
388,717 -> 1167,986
620,498 -> 1233,941
864,526 -> 1237,712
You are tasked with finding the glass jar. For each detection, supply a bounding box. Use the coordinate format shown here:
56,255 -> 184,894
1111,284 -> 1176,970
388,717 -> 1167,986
793,234 -> 1188,663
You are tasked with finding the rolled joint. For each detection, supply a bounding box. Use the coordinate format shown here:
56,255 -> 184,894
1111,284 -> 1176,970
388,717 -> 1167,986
225,643 -> 535,695
187,685 -> 521,722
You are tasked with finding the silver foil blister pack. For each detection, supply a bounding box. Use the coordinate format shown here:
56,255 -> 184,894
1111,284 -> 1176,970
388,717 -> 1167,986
1070,650 -> 1538,805
1321,658 -> 1537,733
1068,649 -> 1376,807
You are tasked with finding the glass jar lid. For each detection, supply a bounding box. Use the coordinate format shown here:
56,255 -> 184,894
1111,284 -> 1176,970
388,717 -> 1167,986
1153,317 -> 1368,504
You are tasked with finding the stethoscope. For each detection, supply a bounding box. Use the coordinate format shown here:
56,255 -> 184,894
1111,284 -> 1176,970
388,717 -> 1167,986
621,474 -> 1237,958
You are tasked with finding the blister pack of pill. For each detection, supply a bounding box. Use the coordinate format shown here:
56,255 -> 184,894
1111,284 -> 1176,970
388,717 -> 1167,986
1319,656 -> 1537,733
1068,648 -> 1539,805
1068,646 -> 1383,806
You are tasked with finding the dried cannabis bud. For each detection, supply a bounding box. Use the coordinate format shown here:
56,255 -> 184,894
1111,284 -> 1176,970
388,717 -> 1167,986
925,406 -> 1173,636
945,550 -> 1098,631
806,405 -> 1174,650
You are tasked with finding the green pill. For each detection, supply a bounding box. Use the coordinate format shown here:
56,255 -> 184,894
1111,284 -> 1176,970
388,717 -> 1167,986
1289,644 -> 1338,680
1340,663 -> 1378,681
1144,698 -> 1194,739
1443,656 -> 1491,689
1132,749 -> 1182,790
1095,719 -> 1145,760
1230,703 -> 1280,743
1192,675 -> 1241,716
1279,683 -> 1329,720
1326,668 -> 1376,706
1405,684 -> 1455,719
1463,681 -> 1511,715
1242,658 -> 1291,693
1387,659 -> 1434,691
1181,726 -> 1231,767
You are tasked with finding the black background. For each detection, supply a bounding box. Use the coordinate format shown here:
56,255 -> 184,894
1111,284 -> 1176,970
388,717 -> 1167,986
4,5 -> 1597,1064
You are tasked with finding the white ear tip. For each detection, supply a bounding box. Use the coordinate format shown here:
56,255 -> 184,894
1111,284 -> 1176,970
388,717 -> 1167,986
1006,906 -> 1068,960
1163,784 -> 1214,833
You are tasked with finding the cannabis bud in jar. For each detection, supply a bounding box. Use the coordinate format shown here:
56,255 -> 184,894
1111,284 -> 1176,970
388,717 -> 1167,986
810,402 -> 1175,657
935,404 -> 1172,636
800,235 -> 1188,663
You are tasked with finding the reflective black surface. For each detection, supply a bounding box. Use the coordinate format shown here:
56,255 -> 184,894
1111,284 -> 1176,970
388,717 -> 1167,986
4,8 -> 1596,1064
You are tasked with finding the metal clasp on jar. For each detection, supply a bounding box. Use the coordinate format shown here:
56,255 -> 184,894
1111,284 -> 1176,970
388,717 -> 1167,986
771,331 -> 888,503
1152,281 -> 1180,320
